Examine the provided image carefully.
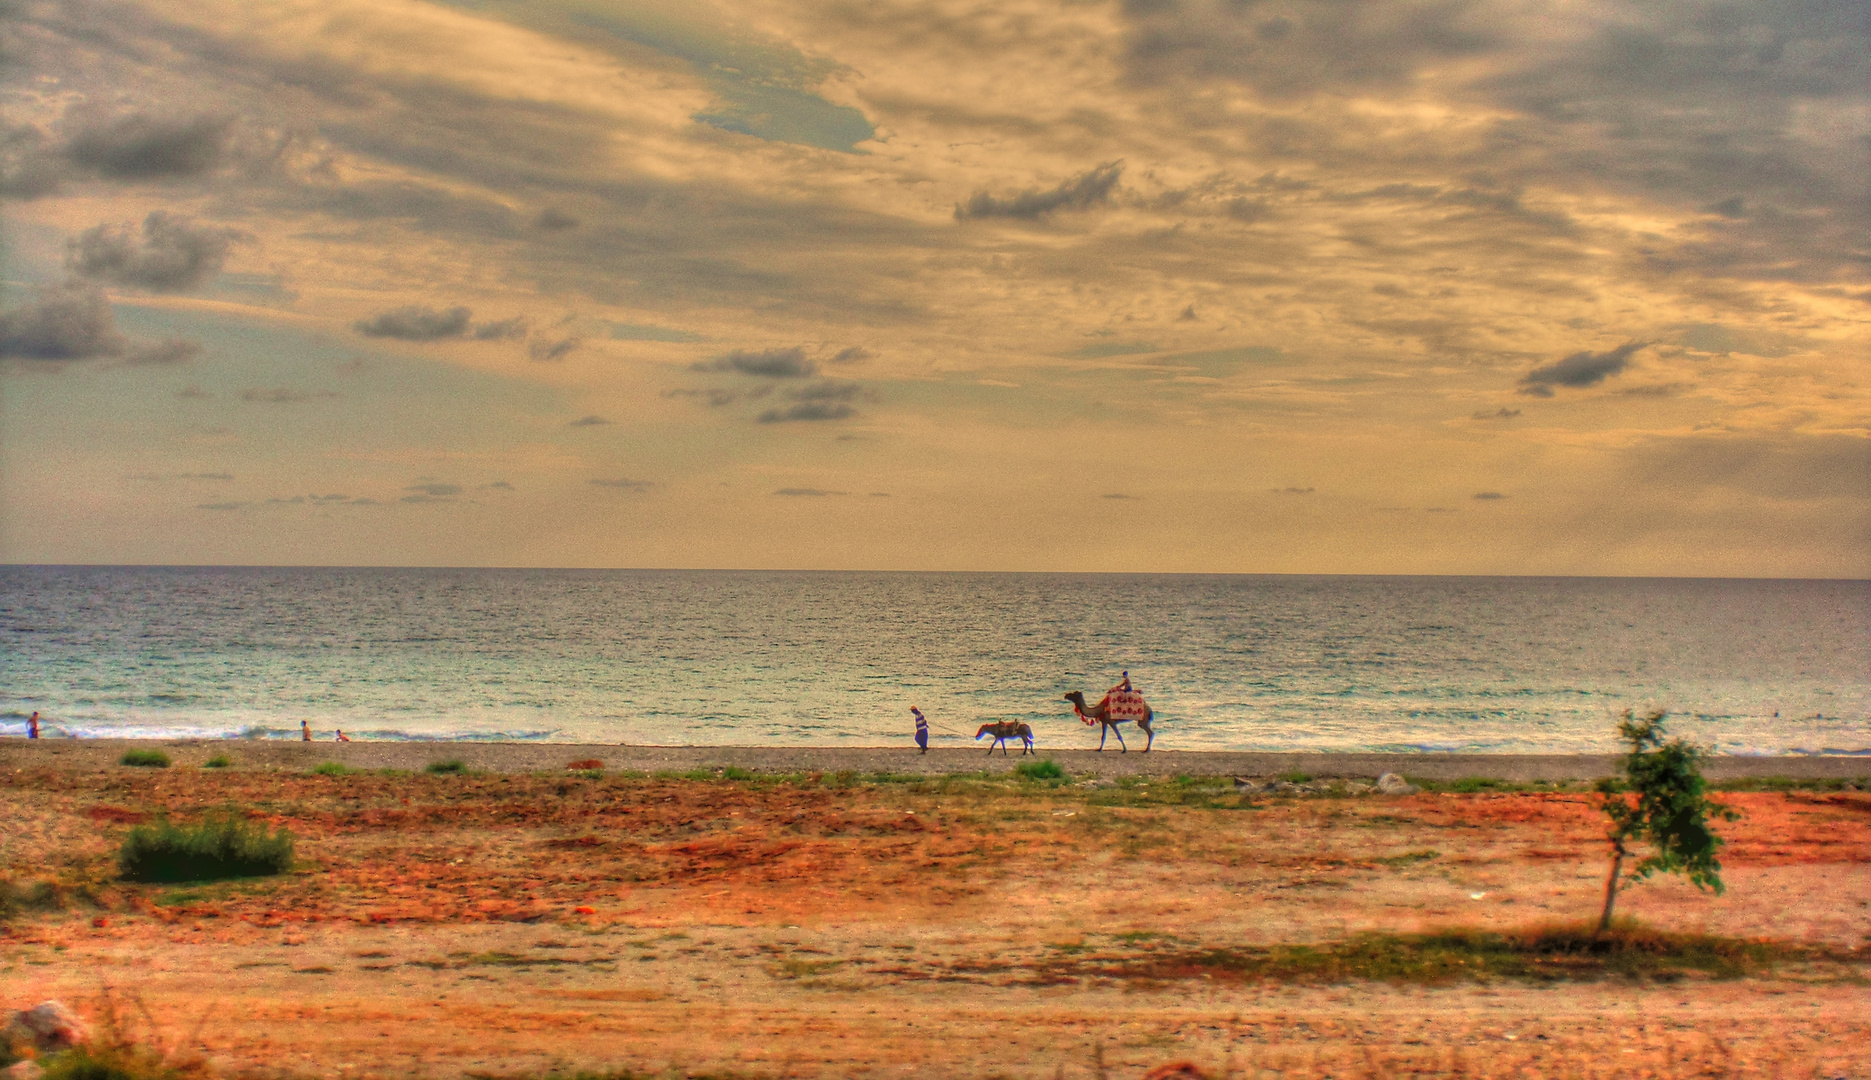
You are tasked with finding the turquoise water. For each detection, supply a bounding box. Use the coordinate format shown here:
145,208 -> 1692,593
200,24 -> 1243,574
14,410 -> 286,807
1,567 -> 1865,754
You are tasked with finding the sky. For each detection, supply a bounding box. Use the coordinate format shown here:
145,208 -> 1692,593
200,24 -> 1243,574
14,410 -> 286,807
1,0 -> 1866,575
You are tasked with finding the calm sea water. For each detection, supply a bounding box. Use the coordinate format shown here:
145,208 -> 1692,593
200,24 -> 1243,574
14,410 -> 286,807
1,568 -> 1865,754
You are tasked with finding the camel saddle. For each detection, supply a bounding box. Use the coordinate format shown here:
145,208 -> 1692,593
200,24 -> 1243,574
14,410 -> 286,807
1099,689 -> 1149,722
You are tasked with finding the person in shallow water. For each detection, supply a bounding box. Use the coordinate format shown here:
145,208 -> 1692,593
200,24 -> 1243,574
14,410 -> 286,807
301,719 -> 312,742
911,706 -> 928,754
27,711 -> 39,738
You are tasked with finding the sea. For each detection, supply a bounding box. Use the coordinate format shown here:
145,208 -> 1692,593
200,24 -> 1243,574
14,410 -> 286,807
1,567 -> 1866,755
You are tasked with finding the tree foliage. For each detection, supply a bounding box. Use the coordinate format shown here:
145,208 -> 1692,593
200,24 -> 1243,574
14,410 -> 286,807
1596,710 -> 1738,930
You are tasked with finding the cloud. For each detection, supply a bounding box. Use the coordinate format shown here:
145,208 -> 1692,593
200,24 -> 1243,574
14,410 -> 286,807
568,415 -> 612,427
590,477 -> 656,491
126,338 -> 202,366
0,123 -> 64,199
486,481 -> 514,490
694,346 -> 817,378
178,472 -> 232,480
1273,487 -> 1315,494
1519,341 -> 1648,393
67,212 -> 248,292
664,387 -> 747,408
65,113 -> 234,179
534,208 -> 578,230
175,385 -> 211,399
1102,493 -> 1141,500
1472,491 -> 1508,500
195,501 -> 246,511
239,387 -> 337,403
529,336 -> 581,362
830,346 -> 872,363
354,305 -> 472,341
773,487 -> 845,496
1472,408 -> 1521,420
405,482 -> 463,497
472,316 -> 528,340
955,161 -> 1123,220
787,381 -> 862,403
758,402 -> 856,423
0,284 -> 125,364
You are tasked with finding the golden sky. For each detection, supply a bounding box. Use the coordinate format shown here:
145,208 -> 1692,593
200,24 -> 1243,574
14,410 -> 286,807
2,0 -> 1866,574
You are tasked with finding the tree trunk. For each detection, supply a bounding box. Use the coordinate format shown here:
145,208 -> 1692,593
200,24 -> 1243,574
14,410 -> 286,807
1598,847 -> 1625,932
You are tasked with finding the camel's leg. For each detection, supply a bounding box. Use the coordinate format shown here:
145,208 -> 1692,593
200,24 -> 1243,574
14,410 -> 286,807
1114,725 -> 1127,753
1097,725 -> 1107,751
1141,717 -> 1154,753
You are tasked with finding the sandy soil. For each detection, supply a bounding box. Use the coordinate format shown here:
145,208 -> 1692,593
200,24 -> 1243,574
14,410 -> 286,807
3,750 -> 1868,1079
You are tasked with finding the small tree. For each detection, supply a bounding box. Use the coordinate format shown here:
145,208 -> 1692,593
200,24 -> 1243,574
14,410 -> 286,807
1595,709 -> 1738,931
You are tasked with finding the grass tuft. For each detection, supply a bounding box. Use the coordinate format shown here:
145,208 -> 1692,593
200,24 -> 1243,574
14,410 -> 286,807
202,754 -> 232,769
425,760 -> 468,775
311,761 -> 357,776
1015,759 -> 1066,781
120,749 -> 170,768
118,813 -> 295,883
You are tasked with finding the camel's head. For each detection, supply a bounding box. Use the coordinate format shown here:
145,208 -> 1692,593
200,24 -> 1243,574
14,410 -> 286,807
1063,691 -> 1086,707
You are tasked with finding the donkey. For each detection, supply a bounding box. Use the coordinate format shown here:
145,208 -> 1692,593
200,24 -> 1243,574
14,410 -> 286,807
975,721 -> 1035,756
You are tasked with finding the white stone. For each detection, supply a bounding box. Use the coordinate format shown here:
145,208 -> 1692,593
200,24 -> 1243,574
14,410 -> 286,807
1376,772 -> 1420,795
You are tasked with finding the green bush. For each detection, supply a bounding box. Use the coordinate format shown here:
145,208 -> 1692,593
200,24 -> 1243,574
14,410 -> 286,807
38,1042 -> 182,1080
425,759 -> 467,775
1015,759 -> 1065,781
203,754 -> 232,769
118,814 -> 295,883
120,749 -> 170,768
311,761 -> 356,776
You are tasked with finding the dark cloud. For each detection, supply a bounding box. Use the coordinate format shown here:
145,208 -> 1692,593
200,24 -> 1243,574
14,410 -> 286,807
568,415 -> 612,427
955,161 -> 1123,220
67,212 -> 248,292
867,492 -> 891,497
529,336 -> 581,362
1178,304 -> 1198,321
773,487 -> 845,496
65,113 -> 234,179
178,472 -> 233,480
0,123 -> 66,199
240,387 -> 337,403
590,477 -> 656,491
125,338 -> 202,366
694,346 -> 817,378
354,305 -> 472,341
486,481 -> 514,491
1102,493 -> 1141,500
1473,491 -> 1508,500
405,482 -> 463,497
1272,487 -> 1315,494
472,316 -> 528,340
786,381 -> 863,403
0,284 -> 125,365
534,208 -> 578,230
758,402 -> 856,423
1519,341 -> 1647,393
830,346 -> 872,363
1472,408 -> 1521,420
664,387 -> 748,408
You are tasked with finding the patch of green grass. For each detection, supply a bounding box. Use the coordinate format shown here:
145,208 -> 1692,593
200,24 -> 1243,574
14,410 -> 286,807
118,813 -> 295,883
1376,849 -> 1441,867
425,759 -> 467,775
1714,775 -> 1866,793
1056,923 -> 1832,986
1278,770 -> 1313,784
119,749 -> 170,768
1015,759 -> 1065,781
0,876 -> 67,920
37,1042 -> 183,1080
311,761 -> 358,776
719,766 -> 755,780
203,754 -> 232,769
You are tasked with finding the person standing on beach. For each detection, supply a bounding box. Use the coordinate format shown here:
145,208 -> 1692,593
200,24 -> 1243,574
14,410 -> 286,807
301,719 -> 312,742
28,711 -> 39,739
911,706 -> 929,754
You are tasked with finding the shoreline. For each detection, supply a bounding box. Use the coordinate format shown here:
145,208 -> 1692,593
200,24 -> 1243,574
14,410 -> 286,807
3,738 -> 1866,779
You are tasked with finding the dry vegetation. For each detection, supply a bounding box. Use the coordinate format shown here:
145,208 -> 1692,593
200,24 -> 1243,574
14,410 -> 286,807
2,764 -> 1868,1078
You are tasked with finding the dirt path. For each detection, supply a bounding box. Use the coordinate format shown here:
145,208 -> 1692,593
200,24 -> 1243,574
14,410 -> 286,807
3,765 -> 1868,1078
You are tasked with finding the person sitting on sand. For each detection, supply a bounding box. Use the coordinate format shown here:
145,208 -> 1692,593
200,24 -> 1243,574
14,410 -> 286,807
335,729 -> 351,742
28,711 -> 39,739
911,706 -> 928,754
301,719 -> 312,742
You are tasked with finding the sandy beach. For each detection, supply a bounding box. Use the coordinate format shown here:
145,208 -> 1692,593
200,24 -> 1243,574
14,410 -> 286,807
3,743 -> 1868,1078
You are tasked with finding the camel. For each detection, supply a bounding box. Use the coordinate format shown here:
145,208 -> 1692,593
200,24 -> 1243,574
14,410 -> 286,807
975,721 -> 1035,756
1063,690 -> 1154,752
